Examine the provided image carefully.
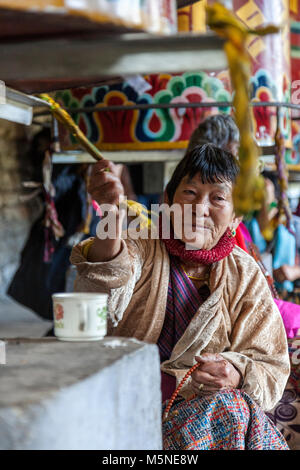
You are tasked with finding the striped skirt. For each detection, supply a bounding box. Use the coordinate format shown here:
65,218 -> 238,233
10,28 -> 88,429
162,389 -> 289,450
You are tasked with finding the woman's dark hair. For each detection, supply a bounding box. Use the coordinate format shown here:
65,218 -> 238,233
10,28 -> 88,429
166,143 -> 240,204
187,114 -> 239,152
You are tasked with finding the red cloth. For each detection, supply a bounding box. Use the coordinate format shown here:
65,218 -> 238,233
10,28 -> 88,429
234,225 -> 248,253
161,372 -> 176,403
161,225 -> 236,265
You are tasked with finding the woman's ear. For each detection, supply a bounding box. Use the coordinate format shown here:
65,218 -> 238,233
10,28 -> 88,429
231,214 -> 243,232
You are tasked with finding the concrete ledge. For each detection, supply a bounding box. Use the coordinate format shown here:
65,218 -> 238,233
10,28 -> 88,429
0,337 -> 162,450
0,340 -> 5,364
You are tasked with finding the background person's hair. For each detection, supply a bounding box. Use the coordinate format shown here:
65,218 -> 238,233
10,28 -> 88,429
261,170 -> 280,200
187,114 -> 239,152
166,143 -> 240,204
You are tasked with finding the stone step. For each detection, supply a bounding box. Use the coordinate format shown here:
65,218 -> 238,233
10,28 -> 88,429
0,337 -> 162,450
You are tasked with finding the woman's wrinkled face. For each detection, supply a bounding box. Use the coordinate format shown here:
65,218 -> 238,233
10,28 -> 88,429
171,172 -> 240,250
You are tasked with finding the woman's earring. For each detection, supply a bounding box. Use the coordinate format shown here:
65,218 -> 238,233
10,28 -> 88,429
231,228 -> 236,237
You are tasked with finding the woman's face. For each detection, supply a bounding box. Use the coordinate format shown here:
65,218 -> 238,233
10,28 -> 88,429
171,172 -> 240,250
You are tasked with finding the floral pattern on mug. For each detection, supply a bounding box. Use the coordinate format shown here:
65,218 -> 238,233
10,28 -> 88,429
54,303 -> 64,321
97,306 -> 107,322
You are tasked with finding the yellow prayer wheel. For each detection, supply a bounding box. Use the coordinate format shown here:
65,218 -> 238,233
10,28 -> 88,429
207,0 -> 291,148
0,0 -> 64,9
177,0 -> 207,33
233,0 -> 291,147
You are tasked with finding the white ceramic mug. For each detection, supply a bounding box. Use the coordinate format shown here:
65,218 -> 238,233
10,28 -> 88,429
52,293 -> 108,341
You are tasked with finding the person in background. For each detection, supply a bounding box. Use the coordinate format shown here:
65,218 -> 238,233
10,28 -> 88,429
187,113 -> 240,157
246,170 -> 298,294
255,171 -> 279,235
273,189 -> 300,285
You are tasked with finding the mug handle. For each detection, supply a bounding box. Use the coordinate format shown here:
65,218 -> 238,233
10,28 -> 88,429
78,303 -> 89,332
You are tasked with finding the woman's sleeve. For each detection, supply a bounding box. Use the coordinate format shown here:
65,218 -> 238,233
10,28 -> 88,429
69,236 -> 146,327
220,263 -> 291,412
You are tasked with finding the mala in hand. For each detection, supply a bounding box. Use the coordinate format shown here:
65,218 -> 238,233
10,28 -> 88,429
163,362 -> 201,422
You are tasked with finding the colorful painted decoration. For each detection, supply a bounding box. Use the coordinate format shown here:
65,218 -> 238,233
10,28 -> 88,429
55,71 -> 232,151
250,69 -> 291,145
55,0 -> 294,176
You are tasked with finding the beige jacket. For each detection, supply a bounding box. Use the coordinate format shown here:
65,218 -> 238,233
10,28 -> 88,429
70,235 -> 290,411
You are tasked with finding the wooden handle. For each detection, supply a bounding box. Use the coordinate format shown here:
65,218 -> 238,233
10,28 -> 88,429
39,94 -> 104,162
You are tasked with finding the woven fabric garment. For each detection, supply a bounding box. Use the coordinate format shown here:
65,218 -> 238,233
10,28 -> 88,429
162,389 -> 289,450
157,255 -> 210,363
157,255 -> 210,402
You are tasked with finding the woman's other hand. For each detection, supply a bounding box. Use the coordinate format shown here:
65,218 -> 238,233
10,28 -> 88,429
191,353 -> 242,393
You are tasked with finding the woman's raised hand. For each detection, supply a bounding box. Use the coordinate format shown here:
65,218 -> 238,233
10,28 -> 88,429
87,160 -> 125,208
86,160 -> 126,263
191,353 -> 242,393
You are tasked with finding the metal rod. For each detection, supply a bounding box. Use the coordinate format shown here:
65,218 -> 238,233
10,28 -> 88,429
51,117 -> 61,153
64,101 -> 232,113
34,100 -> 300,117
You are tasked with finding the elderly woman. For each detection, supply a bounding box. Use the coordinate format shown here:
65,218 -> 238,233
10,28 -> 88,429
71,144 -> 290,450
